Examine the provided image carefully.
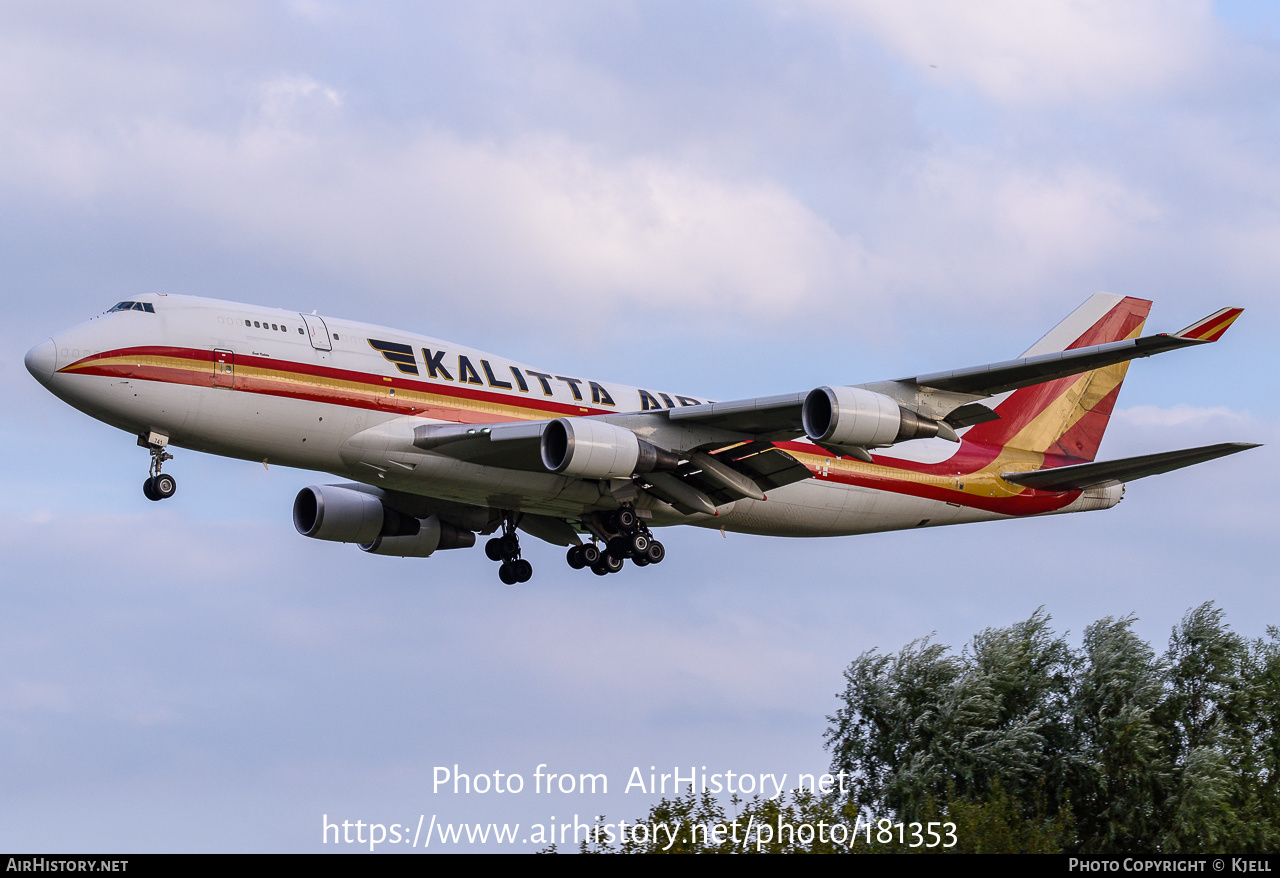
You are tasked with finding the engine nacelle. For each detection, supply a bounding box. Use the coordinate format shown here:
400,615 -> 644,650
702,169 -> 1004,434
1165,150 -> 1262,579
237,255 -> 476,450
541,418 -> 679,479
360,515 -> 476,557
293,485 -> 387,544
802,386 -> 902,448
802,386 -> 951,449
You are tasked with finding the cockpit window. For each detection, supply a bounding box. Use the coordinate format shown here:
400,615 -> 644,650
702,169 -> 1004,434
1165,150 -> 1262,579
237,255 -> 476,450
108,301 -> 155,313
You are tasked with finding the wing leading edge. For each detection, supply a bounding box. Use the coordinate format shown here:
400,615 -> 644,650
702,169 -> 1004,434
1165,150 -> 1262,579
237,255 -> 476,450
906,307 -> 1244,398
660,305 -> 1244,436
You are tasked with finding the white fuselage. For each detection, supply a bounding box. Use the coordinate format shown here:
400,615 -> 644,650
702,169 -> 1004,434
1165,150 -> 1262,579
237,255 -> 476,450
27,294 -> 1108,540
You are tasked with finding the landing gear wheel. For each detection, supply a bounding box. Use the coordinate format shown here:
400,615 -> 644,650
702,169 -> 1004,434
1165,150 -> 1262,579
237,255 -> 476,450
633,556 -> 650,567
491,512 -> 529,583
142,436 -> 175,502
580,544 -> 600,566
607,536 -> 628,559
601,553 -> 624,574
498,532 -> 520,559
152,473 -> 176,499
628,533 -> 650,556
567,546 -> 586,569
645,541 -> 665,564
615,508 -> 637,532
591,564 -> 610,576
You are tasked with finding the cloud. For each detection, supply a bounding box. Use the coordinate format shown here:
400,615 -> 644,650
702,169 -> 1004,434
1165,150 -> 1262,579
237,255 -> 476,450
0,2 -> 1273,355
0,71 -> 1161,339
0,68 -> 885,329
1116,404 -> 1251,429
791,0 -> 1218,105
874,152 -> 1160,303
256,74 -> 342,122
1104,404 -> 1270,463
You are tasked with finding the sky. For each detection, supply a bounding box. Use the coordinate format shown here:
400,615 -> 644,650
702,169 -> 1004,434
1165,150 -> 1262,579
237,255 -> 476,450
1,0 -> 1277,853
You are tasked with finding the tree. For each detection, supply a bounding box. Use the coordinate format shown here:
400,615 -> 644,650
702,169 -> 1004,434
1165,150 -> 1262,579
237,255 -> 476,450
825,604 -> 1280,854
552,604 -> 1279,854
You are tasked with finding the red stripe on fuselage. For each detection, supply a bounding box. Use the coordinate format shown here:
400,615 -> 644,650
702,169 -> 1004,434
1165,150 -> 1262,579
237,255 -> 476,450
64,345 -> 1082,516
62,346 -> 609,420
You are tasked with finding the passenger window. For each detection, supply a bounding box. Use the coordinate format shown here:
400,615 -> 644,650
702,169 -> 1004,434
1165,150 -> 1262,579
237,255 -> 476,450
254,321 -> 261,328
245,320 -> 251,326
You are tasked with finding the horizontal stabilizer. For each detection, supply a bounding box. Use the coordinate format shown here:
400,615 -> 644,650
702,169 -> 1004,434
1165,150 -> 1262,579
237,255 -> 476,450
1000,442 -> 1260,492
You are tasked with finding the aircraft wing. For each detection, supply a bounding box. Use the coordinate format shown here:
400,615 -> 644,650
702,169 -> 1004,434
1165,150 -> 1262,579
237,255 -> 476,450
1000,442 -> 1259,492
665,391 -> 807,439
400,303 -> 1245,511
662,306 -> 1244,431
411,419 -> 811,510
902,307 -> 1244,398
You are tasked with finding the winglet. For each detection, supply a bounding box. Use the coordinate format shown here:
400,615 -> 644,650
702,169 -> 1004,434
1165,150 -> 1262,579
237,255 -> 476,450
1173,307 -> 1244,342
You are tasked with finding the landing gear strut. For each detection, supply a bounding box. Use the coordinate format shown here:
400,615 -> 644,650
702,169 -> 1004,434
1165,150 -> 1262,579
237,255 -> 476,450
566,506 -> 664,576
485,513 -> 532,585
139,432 -> 176,501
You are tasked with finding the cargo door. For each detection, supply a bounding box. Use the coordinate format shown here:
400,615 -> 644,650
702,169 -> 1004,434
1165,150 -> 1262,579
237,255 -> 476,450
301,314 -> 332,351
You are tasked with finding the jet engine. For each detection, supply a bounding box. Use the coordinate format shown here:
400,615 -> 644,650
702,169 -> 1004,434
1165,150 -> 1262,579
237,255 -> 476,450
802,386 -> 955,449
540,418 -> 679,479
360,516 -> 475,557
292,485 -> 474,556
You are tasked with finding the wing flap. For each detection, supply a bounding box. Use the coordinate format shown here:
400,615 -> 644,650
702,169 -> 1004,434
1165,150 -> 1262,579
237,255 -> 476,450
1000,442 -> 1260,492
717,441 -> 812,491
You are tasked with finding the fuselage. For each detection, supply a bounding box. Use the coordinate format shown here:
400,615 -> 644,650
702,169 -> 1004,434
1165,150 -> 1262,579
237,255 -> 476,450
25,293 -> 1115,539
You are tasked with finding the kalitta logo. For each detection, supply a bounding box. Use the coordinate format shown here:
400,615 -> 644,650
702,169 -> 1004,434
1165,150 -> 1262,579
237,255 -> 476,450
365,339 -> 707,412
368,339 -> 419,375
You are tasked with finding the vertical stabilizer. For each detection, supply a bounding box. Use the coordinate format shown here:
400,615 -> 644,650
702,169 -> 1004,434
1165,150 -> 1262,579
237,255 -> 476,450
962,294 -> 1152,462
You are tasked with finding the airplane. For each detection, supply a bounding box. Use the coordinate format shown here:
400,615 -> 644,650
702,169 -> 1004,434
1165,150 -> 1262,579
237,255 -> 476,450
24,292 -> 1257,584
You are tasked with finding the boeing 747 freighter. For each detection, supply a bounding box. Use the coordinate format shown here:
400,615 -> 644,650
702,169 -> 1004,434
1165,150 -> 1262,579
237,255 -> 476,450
25,293 -> 1256,583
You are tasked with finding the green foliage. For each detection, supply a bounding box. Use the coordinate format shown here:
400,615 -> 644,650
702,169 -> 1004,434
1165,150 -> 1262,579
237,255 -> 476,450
826,603 -> 1280,854
549,604 -> 1278,855
825,609 -> 1077,822
929,781 -> 1074,854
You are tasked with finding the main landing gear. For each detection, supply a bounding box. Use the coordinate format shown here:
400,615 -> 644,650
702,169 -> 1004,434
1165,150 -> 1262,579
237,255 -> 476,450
139,432 -> 176,502
566,507 -> 665,576
485,513 -> 532,585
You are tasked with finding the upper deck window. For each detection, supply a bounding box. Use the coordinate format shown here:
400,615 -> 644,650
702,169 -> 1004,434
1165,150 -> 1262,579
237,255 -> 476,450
108,301 -> 155,313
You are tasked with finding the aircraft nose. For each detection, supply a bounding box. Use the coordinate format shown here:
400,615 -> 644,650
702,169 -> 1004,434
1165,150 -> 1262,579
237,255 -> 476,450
25,338 -> 57,384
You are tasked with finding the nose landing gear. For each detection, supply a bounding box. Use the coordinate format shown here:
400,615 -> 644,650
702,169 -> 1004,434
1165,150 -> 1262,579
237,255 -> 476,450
139,432 -> 176,501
